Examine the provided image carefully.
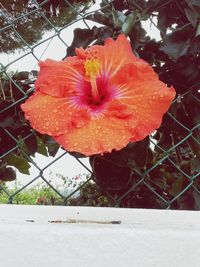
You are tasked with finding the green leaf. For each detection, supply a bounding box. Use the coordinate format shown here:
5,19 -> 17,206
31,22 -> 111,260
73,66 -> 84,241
47,144 -> 60,157
112,11 -> 126,28
0,166 -> 16,181
5,154 -> 31,174
90,155 -> 132,194
196,22 -> 200,37
176,190 -> 195,210
186,0 -> 200,8
122,12 -> 137,35
86,12 -> 113,27
190,157 -> 200,173
129,22 -> 147,49
160,28 -> 192,60
193,190 -> 200,210
169,176 -> 184,197
12,71 -> 29,80
100,137 -> 151,168
37,137 -> 48,156
0,116 -> 14,128
157,8 -> 168,34
68,151 -> 87,158
184,7 -> 198,27
44,136 -> 60,157
66,27 -> 97,57
23,135 -> 38,156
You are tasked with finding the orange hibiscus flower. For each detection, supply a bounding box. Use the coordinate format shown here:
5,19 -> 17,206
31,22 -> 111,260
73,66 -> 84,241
21,34 -> 176,156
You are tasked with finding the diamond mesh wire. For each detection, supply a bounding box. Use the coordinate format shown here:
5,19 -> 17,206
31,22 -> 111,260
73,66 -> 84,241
0,0 -> 200,208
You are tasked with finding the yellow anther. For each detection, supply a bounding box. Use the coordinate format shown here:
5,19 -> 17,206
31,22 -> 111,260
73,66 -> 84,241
84,58 -> 101,100
84,58 -> 100,78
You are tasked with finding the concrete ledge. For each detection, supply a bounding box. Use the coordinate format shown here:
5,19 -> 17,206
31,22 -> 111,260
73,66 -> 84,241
0,205 -> 200,267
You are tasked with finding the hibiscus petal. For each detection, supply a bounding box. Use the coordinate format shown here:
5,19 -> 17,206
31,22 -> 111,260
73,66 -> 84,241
101,34 -> 139,76
54,115 -> 137,156
76,34 -> 138,77
106,99 -> 134,119
111,63 -> 176,140
21,92 -> 85,136
35,59 -> 84,97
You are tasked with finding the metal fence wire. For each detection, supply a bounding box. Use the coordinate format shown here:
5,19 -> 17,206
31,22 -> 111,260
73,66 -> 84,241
0,0 -> 200,209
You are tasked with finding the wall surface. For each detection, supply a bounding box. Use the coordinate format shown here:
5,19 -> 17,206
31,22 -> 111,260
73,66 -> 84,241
0,205 -> 200,267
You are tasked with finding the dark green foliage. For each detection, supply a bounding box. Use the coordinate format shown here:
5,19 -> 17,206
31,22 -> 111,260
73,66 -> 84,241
0,0 -> 200,209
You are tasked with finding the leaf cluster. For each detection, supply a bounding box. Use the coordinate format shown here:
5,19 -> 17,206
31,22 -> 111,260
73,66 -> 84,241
69,0 -> 200,209
0,71 -> 60,182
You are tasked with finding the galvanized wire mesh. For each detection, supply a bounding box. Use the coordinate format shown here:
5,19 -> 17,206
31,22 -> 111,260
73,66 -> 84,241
0,0 -> 200,208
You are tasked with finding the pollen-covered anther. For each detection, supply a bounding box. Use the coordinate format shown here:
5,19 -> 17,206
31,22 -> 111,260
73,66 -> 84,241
84,58 -> 100,78
84,58 -> 101,100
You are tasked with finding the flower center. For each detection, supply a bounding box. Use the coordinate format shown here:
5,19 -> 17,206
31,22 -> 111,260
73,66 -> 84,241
84,58 -> 100,100
77,75 -> 116,114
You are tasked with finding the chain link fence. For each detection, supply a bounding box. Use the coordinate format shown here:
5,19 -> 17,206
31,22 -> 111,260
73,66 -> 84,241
0,0 -> 200,209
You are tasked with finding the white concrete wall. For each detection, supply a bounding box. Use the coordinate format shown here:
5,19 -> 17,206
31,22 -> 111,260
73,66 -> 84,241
0,205 -> 200,267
